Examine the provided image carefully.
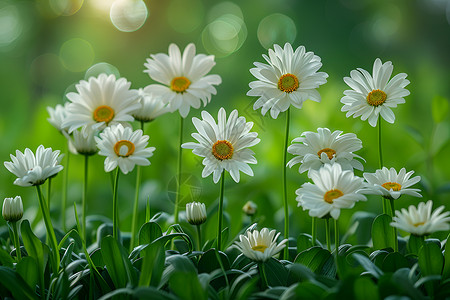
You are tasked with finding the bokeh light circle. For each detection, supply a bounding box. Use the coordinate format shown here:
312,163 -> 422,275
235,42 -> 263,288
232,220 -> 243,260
59,38 -> 95,73
85,62 -> 121,80
167,0 -> 204,33
257,13 -> 297,49
49,0 -> 83,16
0,3 -> 22,48
110,0 -> 148,32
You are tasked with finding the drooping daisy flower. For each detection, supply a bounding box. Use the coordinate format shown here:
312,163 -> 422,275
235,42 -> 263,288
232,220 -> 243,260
247,43 -> 328,119
363,167 -> 422,200
64,126 -> 98,156
182,107 -> 260,183
144,43 -> 222,118
391,200 -> 450,236
287,128 -> 364,174
63,74 -> 141,133
185,202 -> 207,225
341,58 -> 410,127
234,228 -> 288,262
95,123 -> 155,174
296,163 -> 367,220
47,102 -> 70,133
132,88 -> 170,122
4,145 -> 64,187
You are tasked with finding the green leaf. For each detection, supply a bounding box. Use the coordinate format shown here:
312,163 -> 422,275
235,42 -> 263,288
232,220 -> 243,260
289,281 -> 327,298
60,241 -> 75,268
432,95 -> 449,123
296,233 -> 313,253
353,276 -> 379,300
0,246 -> 14,268
294,246 -> 331,273
0,266 -> 38,299
138,241 -> 165,287
418,242 -> 444,276
443,233 -> 450,280
198,249 -> 230,273
159,254 -> 196,288
169,271 -> 207,300
264,258 -> 289,287
15,256 -> 38,291
381,252 -> 410,273
58,228 -> 82,251
134,286 -> 179,300
407,235 -> 425,255
352,253 -> 383,279
138,222 -> 163,245
371,214 -> 395,250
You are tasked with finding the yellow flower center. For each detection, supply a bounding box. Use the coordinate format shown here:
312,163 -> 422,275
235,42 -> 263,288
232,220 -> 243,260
366,89 -> 387,107
413,221 -> 425,227
171,76 -> 191,93
114,140 -> 135,157
317,148 -> 336,160
252,244 -> 268,253
93,105 -> 115,123
212,140 -> 233,161
324,189 -> 344,204
278,73 -> 299,93
381,182 -> 402,191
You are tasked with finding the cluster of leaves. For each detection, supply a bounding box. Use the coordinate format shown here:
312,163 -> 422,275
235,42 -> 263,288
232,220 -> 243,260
0,208 -> 449,300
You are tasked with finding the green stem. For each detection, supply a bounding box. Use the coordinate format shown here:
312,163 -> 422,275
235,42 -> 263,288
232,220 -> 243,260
112,168 -> 121,241
217,172 -> 225,251
311,217 -> 317,246
82,155 -> 89,242
390,199 -> 398,252
325,218 -> 331,252
259,262 -> 269,289
47,178 -> 52,212
282,107 -> 291,259
36,185 -> 60,274
378,119 -> 383,168
62,150 -> 70,232
334,219 -> 339,252
174,116 -> 184,224
11,221 -> 21,261
196,225 -> 202,252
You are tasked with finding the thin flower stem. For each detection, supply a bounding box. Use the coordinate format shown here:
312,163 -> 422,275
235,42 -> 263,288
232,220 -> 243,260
390,199 -> 398,252
259,262 -> 269,289
325,218 -> 331,252
217,172 -> 225,251
378,120 -> 388,214
196,225 -> 202,252
62,150 -> 70,232
112,168 -> 121,241
11,221 -> 21,261
36,185 -> 60,274
47,178 -> 52,211
282,107 -> 291,259
312,217 -> 317,246
174,116 -> 184,224
334,219 -> 339,252
82,155 -> 88,242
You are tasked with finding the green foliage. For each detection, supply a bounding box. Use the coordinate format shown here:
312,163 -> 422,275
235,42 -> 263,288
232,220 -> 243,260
372,214 -> 395,251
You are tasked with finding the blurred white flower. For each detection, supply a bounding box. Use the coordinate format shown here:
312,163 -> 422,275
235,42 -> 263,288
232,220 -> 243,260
341,58 -> 410,127
391,200 -> 450,236
132,88 -> 170,122
247,43 -> 328,119
186,202 -> 207,225
242,201 -> 257,216
363,167 -> 421,200
182,107 -> 260,183
64,126 -> 99,156
95,124 -> 155,174
47,102 -> 70,133
234,228 -> 288,262
4,145 -> 64,187
287,128 -> 364,174
144,43 -> 222,118
2,196 -> 23,222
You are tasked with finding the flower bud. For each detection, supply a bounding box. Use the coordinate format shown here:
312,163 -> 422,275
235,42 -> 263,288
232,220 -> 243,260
186,202 -> 207,225
2,196 -> 23,222
242,201 -> 257,216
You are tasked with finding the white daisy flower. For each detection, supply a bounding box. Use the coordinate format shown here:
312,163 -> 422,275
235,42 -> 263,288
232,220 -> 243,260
63,74 -> 141,133
2,196 -> 23,222
64,126 -> 98,156
4,145 -> 64,187
287,128 -> 364,174
296,163 -> 367,220
234,228 -> 288,262
132,88 -> 170,122
47,102 -> 70,133
185,202 -> 207,225
144,43 -> 222,118
182,107 -> 260,184
363,167 -> 422,200
95,124 -> 155,174
391,200 -> 450,236
247,43 -> 328,119
341,58 -> 410,127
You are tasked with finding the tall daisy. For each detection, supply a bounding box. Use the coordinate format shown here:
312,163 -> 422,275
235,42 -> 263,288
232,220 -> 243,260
287,128 -> 364,174
340,58 -> 410,127
63,74 -> 141,133
144,43 -> 222,118
247,43 -> 328,119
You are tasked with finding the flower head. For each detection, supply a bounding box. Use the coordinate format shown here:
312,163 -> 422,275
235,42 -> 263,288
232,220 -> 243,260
2,196 -> 23,222
4,145 -> 64,187
47,102 -> 70,133
186,202 -> 207,225
63,74 -> 141,133
242,201 -> 257,216
182,107 -> 260,183
247,43 -> 328,119
95,124 -> 155,174
287,128 -> 364,174
132,88 -> 170,122
341,58 -> 410,127
144,43 -> 222,118
296,163 -> 367,220
234,228 -> 288,262
391,200 -> 450,236
363,167 -> 421,200
64,126 -> 98,156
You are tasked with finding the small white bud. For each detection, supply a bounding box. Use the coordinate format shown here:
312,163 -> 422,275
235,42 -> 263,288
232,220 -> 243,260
186,202 -> 207,225
2,196 -> 23,222
242,201 -> 257,216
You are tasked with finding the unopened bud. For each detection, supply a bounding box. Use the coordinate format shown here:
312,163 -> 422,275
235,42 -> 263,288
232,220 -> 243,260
242,201 -> 257,216
2,196 -> 23,222
186,202 -> 207,225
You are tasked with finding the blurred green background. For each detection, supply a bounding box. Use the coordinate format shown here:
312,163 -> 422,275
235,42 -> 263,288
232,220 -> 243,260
1,0 -> 449,242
